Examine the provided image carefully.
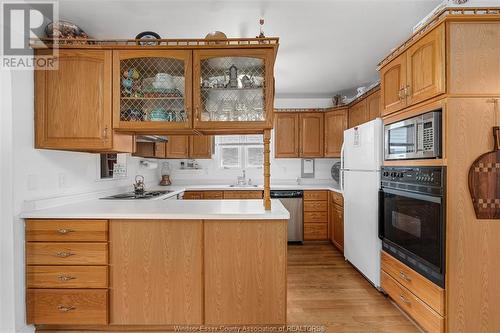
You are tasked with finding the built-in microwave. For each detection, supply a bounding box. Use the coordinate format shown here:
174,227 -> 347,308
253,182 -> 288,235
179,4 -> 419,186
384,110 -> 441,160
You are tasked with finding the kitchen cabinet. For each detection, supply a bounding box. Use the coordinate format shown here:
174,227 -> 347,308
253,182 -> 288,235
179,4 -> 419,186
329,192 -> 344,252
380,24 -> 445,116
193,49 -> 275,132
324,108 -> 348,157
35,49 -> 133,153
166,136 -> 189,158
110,220 -> 203,325
380,53 -> 407,116
366,90 -> 381,121
348,99 -> 368,128
406,25 -> 445,107
133,141 -> 166,159
299,113 -> 324,157
113,50 -> 193,132
204,220 -> 287,324
304,191 -> 328,240
134,136 -> 213,159
223,191 -> 263,199
189,136 -> 213,159
25,219 -> 109,325
274,113 -> 299,158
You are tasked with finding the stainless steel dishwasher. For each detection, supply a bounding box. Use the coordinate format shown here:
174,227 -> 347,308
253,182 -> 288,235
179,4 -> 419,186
270,190 -> 303,243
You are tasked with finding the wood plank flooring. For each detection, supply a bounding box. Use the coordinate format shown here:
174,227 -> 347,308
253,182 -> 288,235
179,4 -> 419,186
287,242 -> 421,333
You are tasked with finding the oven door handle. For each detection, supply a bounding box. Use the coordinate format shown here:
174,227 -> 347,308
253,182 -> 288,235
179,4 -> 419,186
382,188 -> 442,204
378,189 -> 385,240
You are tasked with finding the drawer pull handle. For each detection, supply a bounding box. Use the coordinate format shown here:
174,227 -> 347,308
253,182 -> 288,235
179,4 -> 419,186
399,295 -> 411,305
57,275 -> 76,281
55,251 -> 75,258
399,271 -> 412,282
57,305 -> 76,312
57,228 -> 74,234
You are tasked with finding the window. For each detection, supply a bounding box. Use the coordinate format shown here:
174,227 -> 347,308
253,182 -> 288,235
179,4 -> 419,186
216,135 -> 263,169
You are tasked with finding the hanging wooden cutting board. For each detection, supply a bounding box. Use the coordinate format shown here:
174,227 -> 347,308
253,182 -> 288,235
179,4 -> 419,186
468,126 -> 500,219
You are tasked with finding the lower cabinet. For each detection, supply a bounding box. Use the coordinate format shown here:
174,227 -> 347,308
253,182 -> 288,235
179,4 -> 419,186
381,251 -> 445,333
204,220 -> 287,324
329,192 -> 344,252
25,218 -> 286,327
109,220 -> 203,325
304,191 -> 328,240
184,190 -> 263,200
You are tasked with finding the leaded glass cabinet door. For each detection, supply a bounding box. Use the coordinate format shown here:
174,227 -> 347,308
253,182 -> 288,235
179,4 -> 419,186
113,50 -> 192,131
193,49 -> 274,131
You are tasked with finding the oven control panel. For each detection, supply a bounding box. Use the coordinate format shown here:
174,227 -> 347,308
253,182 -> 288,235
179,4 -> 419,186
381,167 -> 443,188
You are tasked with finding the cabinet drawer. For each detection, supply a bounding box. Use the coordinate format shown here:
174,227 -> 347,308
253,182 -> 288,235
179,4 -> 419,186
381,251 -> 444,315
304,212 -> 328,223
26,243 -> 108,265
304,191 -> 328,201
183,191 -> 204,200
26,219 -> 108,242
223,191 -> 263,199
27,289 -> 108,325
304,201 -> 327,212
330,191 -> 343,206
27,266 -> 108,288
203,191 -> 224,199
381,272 -> 444,333
304,223 -> 328,240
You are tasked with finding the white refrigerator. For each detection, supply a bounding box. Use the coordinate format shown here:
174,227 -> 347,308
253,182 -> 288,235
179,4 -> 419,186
341,118 -> 383,288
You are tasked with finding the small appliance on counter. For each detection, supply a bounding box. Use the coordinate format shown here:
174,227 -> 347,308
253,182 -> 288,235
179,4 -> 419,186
384,110 -> 441,161
160,162 -> 172,186
379,166 -> 446,287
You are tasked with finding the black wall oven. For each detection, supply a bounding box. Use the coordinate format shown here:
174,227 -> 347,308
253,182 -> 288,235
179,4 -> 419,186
379,166 -> 445,287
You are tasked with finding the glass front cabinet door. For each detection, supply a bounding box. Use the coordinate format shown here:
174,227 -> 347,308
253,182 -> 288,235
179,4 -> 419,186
193,49 -> 274,131
113,50 -> 192,131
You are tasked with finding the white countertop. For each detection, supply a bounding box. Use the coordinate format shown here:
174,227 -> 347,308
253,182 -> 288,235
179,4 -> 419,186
153,183 -> 342,193
20,198 -> 290,220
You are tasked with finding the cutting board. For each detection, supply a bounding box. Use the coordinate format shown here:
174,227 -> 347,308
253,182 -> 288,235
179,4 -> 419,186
468,126 -> 500,219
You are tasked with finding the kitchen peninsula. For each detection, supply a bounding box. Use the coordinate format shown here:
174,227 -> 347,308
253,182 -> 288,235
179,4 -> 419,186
21,199 -> 289,328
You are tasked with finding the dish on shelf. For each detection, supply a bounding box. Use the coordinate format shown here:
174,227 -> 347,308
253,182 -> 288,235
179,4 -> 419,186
120,108 -> 145,121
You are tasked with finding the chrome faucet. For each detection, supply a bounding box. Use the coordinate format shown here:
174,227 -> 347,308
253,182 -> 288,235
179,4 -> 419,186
237,170 -> 247,186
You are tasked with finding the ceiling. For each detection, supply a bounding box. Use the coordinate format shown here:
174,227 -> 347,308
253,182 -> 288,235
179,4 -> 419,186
58,0 -> 441,99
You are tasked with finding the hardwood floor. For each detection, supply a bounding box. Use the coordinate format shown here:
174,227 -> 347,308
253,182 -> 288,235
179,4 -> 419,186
287,242 -> 421,333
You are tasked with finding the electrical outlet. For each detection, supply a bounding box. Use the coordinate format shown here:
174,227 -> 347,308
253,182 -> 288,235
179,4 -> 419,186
58,173 -> 66,188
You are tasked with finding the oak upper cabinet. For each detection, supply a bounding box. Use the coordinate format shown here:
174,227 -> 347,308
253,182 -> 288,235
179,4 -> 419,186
189,136 -> 213,159
166,136 -> 189,158
193,49 -> 275,131
133,142 -> 166,159
324,109 -> 347,157
406,24 -> 445,106
300,113 -> 324,158
348,99 -> 368,128
366,89 -> 381,121
274,113 -> 299,158
380,53 -> 407,116
380,24 -> 445,116
113,50 -> 193,132
35,49 -> 132,152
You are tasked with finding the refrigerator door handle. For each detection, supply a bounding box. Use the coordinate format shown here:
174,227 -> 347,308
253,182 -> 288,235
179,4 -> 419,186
340,143 -> 345,192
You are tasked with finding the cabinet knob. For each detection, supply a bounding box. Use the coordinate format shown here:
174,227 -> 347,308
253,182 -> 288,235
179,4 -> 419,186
103,126 -> 109,140
57,305 -> 76,312
398,88 -> 405,100
54,251 -> 75,258
399,271 -> 412,282
405,85 -> 411,97
399,294 -> 411,305
57,275 -> 76,281
57,228 -> 74,235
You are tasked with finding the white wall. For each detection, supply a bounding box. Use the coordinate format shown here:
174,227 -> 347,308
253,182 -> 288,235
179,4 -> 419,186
2,70 -> 157,333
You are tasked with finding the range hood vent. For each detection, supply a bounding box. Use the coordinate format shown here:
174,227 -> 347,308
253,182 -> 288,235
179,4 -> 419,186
135,135 -> 168,143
